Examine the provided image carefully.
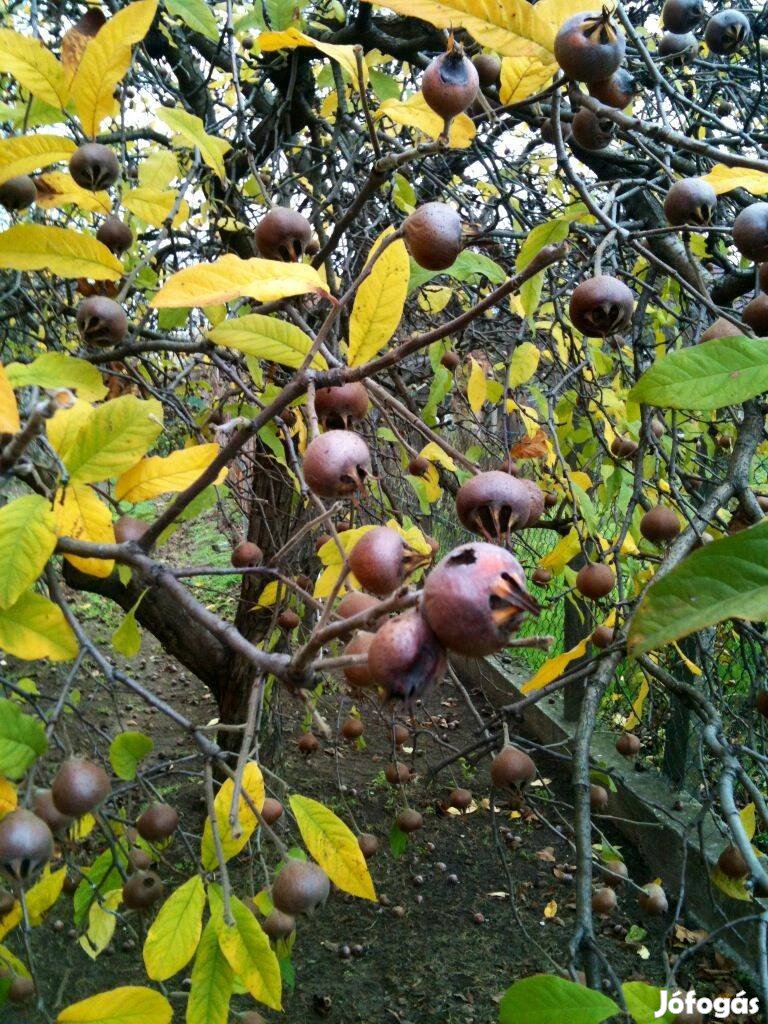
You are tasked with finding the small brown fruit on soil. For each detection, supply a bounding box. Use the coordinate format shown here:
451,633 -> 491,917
396,809 -> 423,833
358,833 -> 379,859
591,887 -> 617,915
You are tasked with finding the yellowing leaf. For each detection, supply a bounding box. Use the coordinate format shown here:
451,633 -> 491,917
26,865 -> 66,925
0,904 -> 21,942
624,678 -> 648,731
7,352 -> 107,401
144,875 -> 205,981
539,528 -> 581,573
57,986 -> 173,1024
418,441 -> 456,472
289,793 -> 376,900
157,107 -> 230,181
499,55 -> 555,105
508,341 -> 540,387
570,471 -> 592,492
467,357 -> 487,414
80,889 -> 122,960
210,889 -> 281,1010
0,495 -> 58,610
122,187 -> 189,228
522,638 -> 588,693
138,151 -> 178,191
47,400 -> 95,463
375,93 -> 476,148
151,254 -> 327,308
0,591 -> 78,662
0,30 -> 69,109
543,899 -> 558,918
0,133 -> 77,185
34,173 -> 112,213
115,444 -> 225,502
209,314 -> 327,370
201,762 -> 265,870
740,803 -> 756,842
62,395 -> 164,484
372,0 -> 555,57
0,779 -> 17,819
259,28 -> 367,88
348,230 -> 409,366
186,919 -> 233,1024
70,0 -> 158,137
53,484 -> 115,578
0,366 -> 20,435
699,164 -> 768,196
0,225 -> 123,280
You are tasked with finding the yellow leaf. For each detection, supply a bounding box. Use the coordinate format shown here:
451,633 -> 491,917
508,341 -> 540,387
62,395 -> 164,484
6,352 -> 107,401
115,444 -> 225,503
467,357 -> 487,414
522,637 -> 588,693
186,919 -> 233,1024
70,0 -> 158,137
209,314 -> 327,370
0,365 -> 20,435
417,284 -> 453,313
257,580 -> 282,608
375,93 -> 476,148
418,441 -> 456,472
70,812 -> 96,841
289,793 -> 376,900
211,892 -> 281,1011
0,779 -> 17,819
569,471 -> 592,492
151,254 -> 327,308
0,943 -> 29,978
26,865 -> 66,925
348,230 -> 409,366
144,875 -> 205,981
34,173 -> 112,213
157,106 -> 231,181
53,484 -> 115,578
539,528 -> 581,573
47,400 -> 95,463
138,151 -> 178,190
371,0 -> 555,56
0,903 -> 21,942
0,495 -> 58,610
543,899 -> 558,918
0,225 -> 123,281
122,187 -> 189,228
80,889 -> 122,960
0,30 -> 69,109
201,762 -> 265,870
672,641 -> 702,677
0,590 -> 78,661
624,678 -> 648,731
699,164 -> 768,196
258,28 -> 367,88
499,55 -> 555,105
57,986 -> 172,1024
740,803 -> 756,842
0,134 -> 77,186
313,562 -> 345,599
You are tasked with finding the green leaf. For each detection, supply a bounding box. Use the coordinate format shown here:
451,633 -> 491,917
499,976 -> 619,1024
622,982 -> 675,1024
74,848 -> 126,926
0,495 -> 57,610
209,888 -> 282,1011
111,608 -> 141,658
628,335 -> 768,410
409,249 -> 506,292
5,353 -> 107,401
208,314 -> 327,370
628,520 -> 768,656
109,731 -> 154,781
144,876 -> 206,981
517,219 -> 570,317
0,590 -> 78,661
388,823 -> 407,857
186,919 -> 233,1024
165,0 -> 219,40
62,395 -> 164,484
0,698 -> 47,780
156,107 -> 231,182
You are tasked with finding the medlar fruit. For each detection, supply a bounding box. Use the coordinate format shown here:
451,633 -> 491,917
231,541 -> 262,568
554,10 -> 626,83
395,809 -> 423,833
51,757 -> 110,817
341,717 -> 363,741
615,732 -> 642,757
349,526 -> 427,596
271,859 -> 330,915
421,42 -> 479,121
588,68 -> 637,109
114,515 -> 147,544
32,789 -> 73,836
0,810 -> 53,884
254,206 -> 312,261
743,293 -> 768,335
69,143 -> 121,191
342,630 -> 377,689
718,844 -> 748,878
314,382 -> 369,430
591,625 -> 614,648
358,833 -> 379,859
704,10 -> 751,54
473,53 -> 501,88
658,31 -> 699,60
601,859 -> 629,887
571,108 -> 615,150
302,430 -> 371,499
136,802 -> 179,842
76,296 -> 128,347
385,761 -> 411,785
638,882 -> 668,915
663,178 -> 717,226
640,504 -> 681,543
403,202 -> 463,271
455,470 -> 543,541
449,787 -> 472,810
335,591 -> 381,622
123,870 -> 164,910
611,435 -> 637,458
569,275 -> 634,336
592,887 -> 617,914
590,784 -> 609,812
367,609 -> 447,702
662,0 -> 704,34
575,562 -> 615,600
96,216 -> 133,255
733,203 -> 768,261
262,909 -> 295,940
261,798 -> 284,825
490,744 -> 536,790
0,175 -> 36,211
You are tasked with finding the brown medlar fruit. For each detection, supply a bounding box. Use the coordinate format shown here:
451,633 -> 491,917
575,562 -> 615,600
407,455 -> 430,477
421,42 -> 479,121
590,784 -> 609,812
704,10 -> 751,54
8,976 -> 34,1003
571,108 -> 615,150
314,382 -> 369,430
662,0 -> 704,33
76,296 -> 128,347
0,810 -> 53,884
96,216 -> 133,255
254,206 -> 312,261
303,430 -> 371,499
297,732 -> 318,754
123,870 -> 164,910
554,10 -> 626,83
136,803 -> 179,843
349,526 -> 427,596
385,761 -> 411,786
358,833 -> 379,859
638,882 -> 668,915
262,909 -> 295,940
342,630 -> 377,689
589,68 -> 637,108
601,859 -> 629,887
0,175 -> 36,211
403,203 -> 463,271
664,178 -> 717,226
569,275 -> 634,336
231,541 -> 263,568
615,732 -> 642,757
455,471 -> 544,541
743,293 -> 768,335
51,758 -> 110,817
261,798 -> 284,826
592,887 -> 617,914
700,317 -> 743,342
473,53 -> 501,88
272,859 -> 330,915
733,203 -> 768,262
440,349 -> 461,371
611,435 -> 638,458
395,809 -> 423,833
718,844 -> 748,878
114,516 -> 147,544
341,717 -> 363,741
367,609 -> 447,702
32,789 -> 73,836
640,505 -> 681,543
532,567 -> 553,586
490,745 -> 536,790
335,591 -> 381,622
658,30 -> 699,59
449,787 -> 472,811
591,625 -> 615,648
69,143 -> 121,191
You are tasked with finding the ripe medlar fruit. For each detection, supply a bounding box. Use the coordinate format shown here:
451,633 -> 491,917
664,178 -> 717,226
704,10 -> 751,54
314,382 -> 369,430
272,859 -> 330,915
743,293 -> 768,335
358,833 -> 379,859
51,757 -> 111,817
32,789 -> 73,836
718,844 -> 748,878
658,30 -> 699,60
403,203 -> 463,271
136,803 -> 179,843
473,53 -> 501,88
423,542 -> 539,656
76,296 -> 128,347
0,175 -> 36,211
341,717 -> 363,741
123,870 -> 164,910
261,797 -> 284,825
231,541 -> 262,568
395,808 -> 423,833
8,976 -> 34,1003
554,10 -> 626,83
96,216 -> 133,255
592,887 -> 617,914
262,909 -> 295,940
701,316 -> 744,342
69,143 -> 121,191
640,504 -> 681,543
385,761 -> 411,786
571,108 -> 615,150
589,784 -> 609,812
490,745 -> 536,790
449,787 -> 472,811
575,562 -> 615,600
610,435 -> 637,458
302,430 -> 371,499
591,625 -> 615,648
601,859 -> 628,887
532,567 -> 553,586
455,471 -> 544,541
342,630 -> 377,689
254,206 -> 312,261
569,275 -> 634,336
114,515 -> 147,544
421,42 -> 479,121
589,68 -> 637,109
615,732 -> 642,757
0,810 -> 53,884
638,882 -> 668,916
408,455 -> 430,477
335,591 -> 381,622
367,609 -> 447,702
297,732 -> 318,754
349,526 -> 427,596
441,349 -> 461,371
734,203 -> 768,262
662,0 -> 703,33
540,116 -> 572,145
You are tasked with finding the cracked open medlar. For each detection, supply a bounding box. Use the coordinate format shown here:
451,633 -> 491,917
96,216 -> 133,255
588,68 -> 637,109
402,203 -> 463,271
704,10 -> 751,54
314,382 -> 369,430
422,542 -> 539,657
571,108 -> 615,150
367,609 -> 447,702
554,9 -> 626,83
733,203 -> 768,262
76,296 -> 128,347
69,143 -> 121,191
569,275 -> 634,336
455,471 -> 544,542
0,175 -> 36,211
349,526 -> 428,596
662,0 -> 703,33
663,177 -> 717,226
302,430 -> 371,499
254,206 -> 312,261
421,40 -> 479,121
